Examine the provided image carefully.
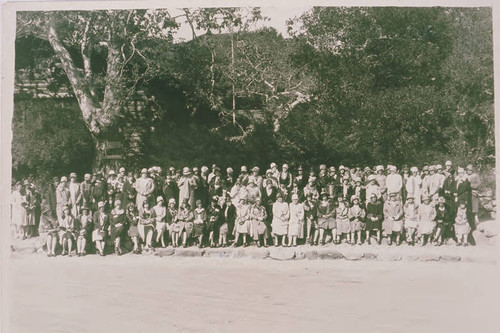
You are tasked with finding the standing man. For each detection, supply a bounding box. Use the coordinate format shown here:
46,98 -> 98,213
386,165 -> 403,200
68,172 -> 82,217
45,177 -> 59,219
135,168 -> 155,210
466,164 -> 481,225
56,176 -> 70,223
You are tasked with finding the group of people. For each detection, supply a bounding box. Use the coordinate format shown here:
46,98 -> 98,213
10,160 -> 483,257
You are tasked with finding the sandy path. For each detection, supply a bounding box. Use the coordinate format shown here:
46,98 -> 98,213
5,255 -> 499,333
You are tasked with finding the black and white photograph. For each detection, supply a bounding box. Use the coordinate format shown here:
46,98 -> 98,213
1,0 -> 499,332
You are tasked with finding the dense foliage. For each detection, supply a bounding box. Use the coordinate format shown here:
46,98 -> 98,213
12,7 -> 495,179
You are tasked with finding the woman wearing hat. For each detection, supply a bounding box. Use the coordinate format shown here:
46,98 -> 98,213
287,194 -> 304,247
335,197 -> 351,244
90,175 -> 106,212
192,199 -> 207,248
234,198 -> 251,247
153,196 -> 168,248
177,199 -> 194,248
349,196 -> 366,245
315,192 -> 335,246
383,193 -> 403,246
109,200 -> 126,255
466,165 -> 481,225
249,198 -> 269,247
222,194 -> 237,246
365,194 -> 383,245
139,200 -> 156,251
165,198 -> 178,247
60,205 -> 76,256
11,181 -> 28,239
403,196 -> 419,245
303,193 -> 317,245
454,200 -> 471,246
68,173 -> 82,217
365,175 -> 381,206
271,194 -> 290,246
433,196 -> 452,246
303,177 -> 319,201
375,166 -> 387,201
121,172 -> 136,208
417,196 -> 436,246
206,197 -> 222,248
406,167 -> 422,206
39,202 -> 60,257
92,201 -> 109,255
56,176 -> 70,223
76,205 -> 93,256
126,203 -> 141,254
454,168 -> 471,212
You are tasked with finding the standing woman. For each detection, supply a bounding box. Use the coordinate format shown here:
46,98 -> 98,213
109,199 -> 126,255
153,196 -> 167,248
433,196 -> 452,246
206,197 -> 222,248
139,200 -> 156,251
383,194 -> 404,246
11,182 -> 27,239
192,200 -> 207,248
166,198 -> 178,247
76,206 -> 93,256
60,206 -> 76,256
177,199 -> 194,248
303,193 -> 317,245
126,203 -> 141,254
365,194 -> 383,245
287,194 -> 304,247
365,175 -> 381,206
335,197 -> 351,244
234,198 -> 251,247
348,196 -> 366,245
315,193 -> 335,246
250,198 -> 269,247
403,196 -> 419,246
271,194 -> 290,247
121,172 -> 136,208
222,194 -> 236,246
92,201 -> 109,256
417,196 -> 436,246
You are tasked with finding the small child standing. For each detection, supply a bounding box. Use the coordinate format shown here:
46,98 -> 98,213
454,201 -> 471,246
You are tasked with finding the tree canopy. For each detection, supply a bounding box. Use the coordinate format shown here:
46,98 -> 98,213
12,7 -> 495,179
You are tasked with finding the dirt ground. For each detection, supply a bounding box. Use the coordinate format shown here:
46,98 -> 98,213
4,255 -> 499,333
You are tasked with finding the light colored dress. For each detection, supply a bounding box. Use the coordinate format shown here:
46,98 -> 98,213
249,205 -> 268,240
11,190 -> 27,227
383,200 -> 404,235
335,205 -> 351,234
403,203 -> 419,229
235,203 -> 251,234
348,204 -> 366,231
418,202 -> 436,235
454,207 -> 471,235
271,201 -> 289,236
288,202 -> 305,238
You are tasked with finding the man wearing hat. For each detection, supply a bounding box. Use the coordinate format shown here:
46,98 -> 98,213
80,174 -> 93,208
374,165 -> 387,201
56,176 -> 70,223
90,173 -> 106,212
177,167 -> 196,209
444,160 -> 453,177
270,162 -> 280,180
406,167 -> 422,205
466,164 -> 481,225
294,165 -> 307,191
237,166 -> 249,186
279,164 -> 293,191
208,164 -> 218,184
386,165 -> 402,200
68,172 -> 82,217
44,177 -> 59,219
248,166 -> 263,190
135,168 -> 155,210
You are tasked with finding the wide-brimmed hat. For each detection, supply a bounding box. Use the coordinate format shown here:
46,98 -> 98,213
84,173 -> 91,180
350,195 -> 359,202
182,167 -> 191,175
157,196 -> 164,203
252,166 -> 260,172
445,160 -> 452,166
168,198 -> 176,205
119,167 -> 126,173
108,170 -> 116,176
410,166 -> 418,172
98,201 -> 105,208
375,165 -> 384,172
422,195 -> 431,202
201,166 -> 209,173
270,162 -> 277,168
70,172 -> 77,178
60,176 -> 68,182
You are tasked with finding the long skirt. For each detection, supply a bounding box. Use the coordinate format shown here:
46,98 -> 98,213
192,223 -> 205,237
365,219 -> 382,231
404,218 -> 418,230
382,219 -> 394,236
110,225 -> 124,240
236,220 -> 250,234
392,220 -> 404,233
336,218 -> 351,234
249,220 -> 268,240
128,225 -> 140,238
418,220 -> 436,235
455,222 -> 471,236
317,217 -> 335,230
287,219 -> 302,237
350,220 -> 365,231
271,218 -> 287,236
92,229 -> 106,242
